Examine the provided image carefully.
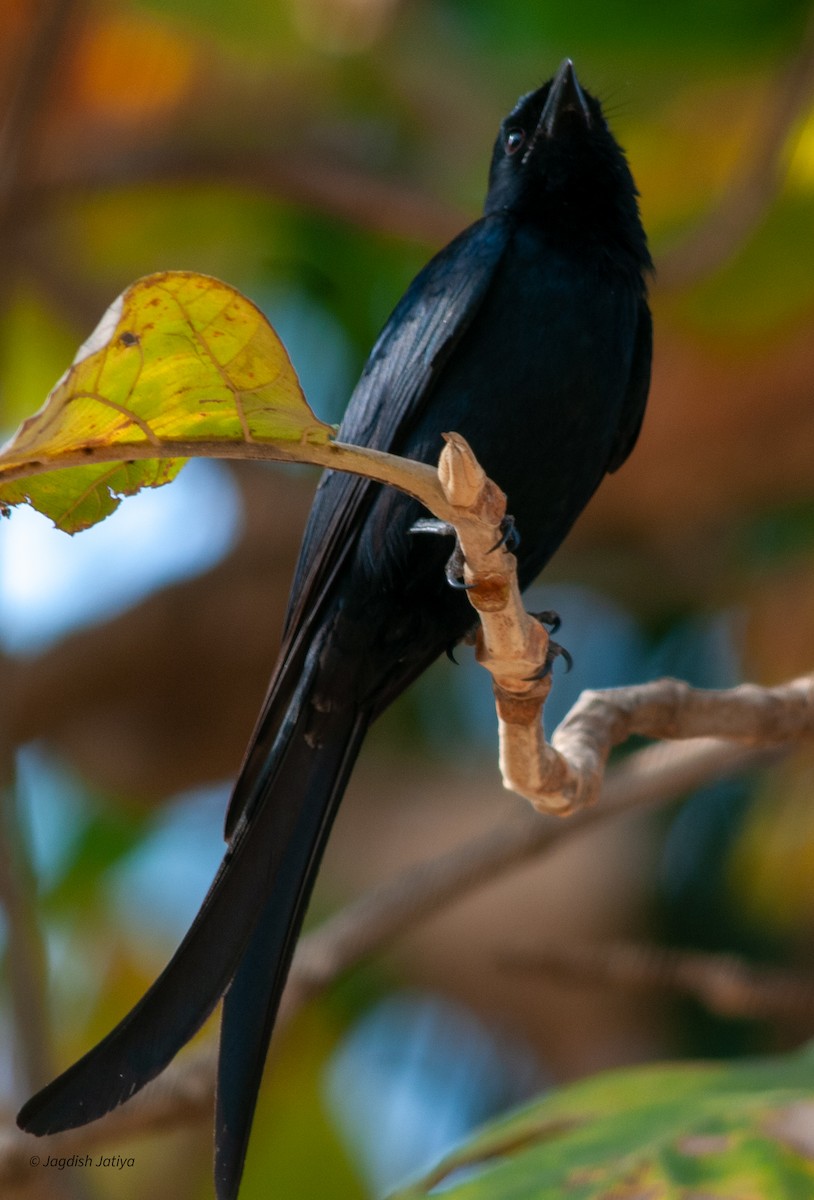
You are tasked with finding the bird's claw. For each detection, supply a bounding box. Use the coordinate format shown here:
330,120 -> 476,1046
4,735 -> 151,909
531,609 -> 561,636
444,543 -> 474,590
489,515 -> 520,554
410,518 -> 474,590
524,639 -> 573,681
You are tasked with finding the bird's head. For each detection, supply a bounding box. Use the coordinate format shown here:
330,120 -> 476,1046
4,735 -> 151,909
486,60 -> 651,269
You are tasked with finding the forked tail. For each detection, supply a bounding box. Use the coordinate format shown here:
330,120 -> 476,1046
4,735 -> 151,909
18,637 -> 367,1200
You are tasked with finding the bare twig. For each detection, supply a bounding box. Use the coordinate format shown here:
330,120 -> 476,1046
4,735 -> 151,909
505,939 -> 814,1023
436,434 -> 566,809
545,674 -> 814,812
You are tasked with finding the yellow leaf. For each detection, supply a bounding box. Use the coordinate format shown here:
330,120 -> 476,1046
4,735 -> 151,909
0,272 -> 333,532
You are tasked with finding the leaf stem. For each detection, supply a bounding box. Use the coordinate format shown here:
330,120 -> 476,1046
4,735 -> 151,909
0,436 -> 455,523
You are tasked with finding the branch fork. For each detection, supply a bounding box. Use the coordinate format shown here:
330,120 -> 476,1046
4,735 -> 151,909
437,433 -> 814,816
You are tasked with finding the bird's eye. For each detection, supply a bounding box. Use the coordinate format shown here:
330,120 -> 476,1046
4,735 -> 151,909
505,128 -> 526,155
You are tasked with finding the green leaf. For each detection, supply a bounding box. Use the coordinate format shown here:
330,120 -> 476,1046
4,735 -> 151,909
393,1044 -> 814,1198
0,271 -> 332,532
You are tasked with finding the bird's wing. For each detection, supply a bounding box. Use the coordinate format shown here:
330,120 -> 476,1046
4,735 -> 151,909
290,213 -> 512,606
606,294 -> 652,473
224,213 -> 511,836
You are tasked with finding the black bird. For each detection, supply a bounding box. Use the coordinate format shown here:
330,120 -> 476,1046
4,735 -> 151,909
18,60 -> 652,1199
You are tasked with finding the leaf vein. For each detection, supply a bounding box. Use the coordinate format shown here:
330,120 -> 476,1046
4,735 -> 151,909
155,284 -> 253,442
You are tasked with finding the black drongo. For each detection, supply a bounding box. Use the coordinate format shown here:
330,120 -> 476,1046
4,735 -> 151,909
19,60 -> 653,1200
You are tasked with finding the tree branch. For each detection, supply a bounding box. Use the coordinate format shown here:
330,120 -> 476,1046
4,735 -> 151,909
437,434 -> 814,812
504,939 -> 814,1022
284,737 -> 777,1016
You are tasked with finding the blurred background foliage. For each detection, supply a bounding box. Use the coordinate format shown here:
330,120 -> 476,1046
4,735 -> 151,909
1,0 -> 814,1196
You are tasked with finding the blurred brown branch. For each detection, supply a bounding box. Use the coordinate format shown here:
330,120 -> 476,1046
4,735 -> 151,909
0,146 -> 464,256
505,940 -> 814,1023
0,0 -> 81,335
283,736 -> 777,1019
0,0 -> 78,198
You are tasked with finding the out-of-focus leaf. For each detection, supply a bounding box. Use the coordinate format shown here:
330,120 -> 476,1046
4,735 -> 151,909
439,0 -> 807,61
393,1044 -> 814,1198
242,1005 -> 368,1200
0,291 -> 81,430
735,499 -> 814,570
45,808 -> 153,914
0,271 -> 332,532
728,755 -> 814,933
675,194 -> 814,337
133,0 -> 297,53
70,12 -> 195,122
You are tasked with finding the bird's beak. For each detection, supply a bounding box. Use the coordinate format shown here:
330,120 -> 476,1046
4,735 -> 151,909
537,59 -> 591,139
